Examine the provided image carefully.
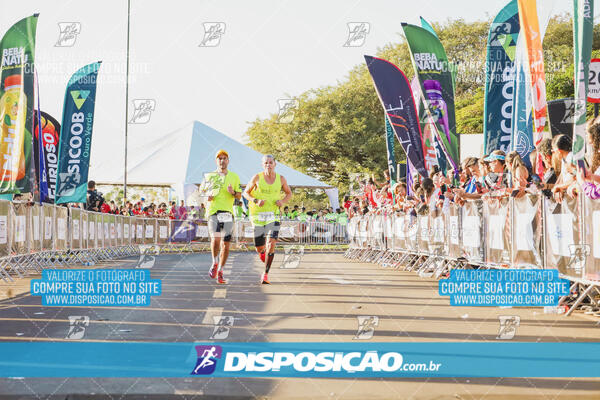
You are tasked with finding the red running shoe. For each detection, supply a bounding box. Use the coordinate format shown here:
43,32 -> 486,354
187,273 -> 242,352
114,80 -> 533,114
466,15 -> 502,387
209,264 -> 218,279
217,271 -> 227,284
261,273 -> 270,284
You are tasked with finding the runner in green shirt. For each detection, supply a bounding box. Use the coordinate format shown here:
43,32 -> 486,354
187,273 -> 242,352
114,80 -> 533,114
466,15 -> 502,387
297,207 -> 308,221
233,199 -> 246,219
336,208 -> 348,225
324,209 -> 337,223
289,205 -> 299,219
206,149 -> 242,285
243,155 -> 293,284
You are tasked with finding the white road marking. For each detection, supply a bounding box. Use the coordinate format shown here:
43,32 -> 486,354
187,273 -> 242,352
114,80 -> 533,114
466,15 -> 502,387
202,307 -> 224,324
315,275 -> 386,285
213,289 -> 227,298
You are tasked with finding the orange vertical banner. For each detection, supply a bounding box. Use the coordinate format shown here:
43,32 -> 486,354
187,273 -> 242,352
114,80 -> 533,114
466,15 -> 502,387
517,0 -> 547,149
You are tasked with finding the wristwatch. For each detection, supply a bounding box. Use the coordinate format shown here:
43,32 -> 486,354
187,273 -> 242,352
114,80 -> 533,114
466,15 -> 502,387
253,198 -> 258,204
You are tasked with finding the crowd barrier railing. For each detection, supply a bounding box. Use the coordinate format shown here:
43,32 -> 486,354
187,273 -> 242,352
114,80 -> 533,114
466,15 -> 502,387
0,202 -> 351,282
344,195 -> 600,317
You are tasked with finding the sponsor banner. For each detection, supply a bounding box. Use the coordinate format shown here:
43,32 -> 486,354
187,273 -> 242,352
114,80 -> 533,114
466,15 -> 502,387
384,117 -> 397,184
34,70 -> 48,202
397,161 -> 406,183
170,220 -> 196,242
1,342 -> 599,377
406,158 -> 414,196
411,77 -> 444,172
0,14 -> 39,194
547,98 -> 575,139
420,17 -> 458,91
420,16 -> 438,38
402,23 -> 459,173
572,0 -> 594,163
55,61 -> 101,204
510,24 -> 535,168
483,0 -> 520,153
364,56 -> 427,177
431,128 -> 448,173
517,0 -> 547,174
34,111 -> 60,202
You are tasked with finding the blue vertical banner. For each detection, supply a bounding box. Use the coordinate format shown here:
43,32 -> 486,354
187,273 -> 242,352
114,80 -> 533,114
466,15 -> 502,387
483,0 -> 520,154
420,16 -> 438,38
364,55 -> 428,177
55,61 -> 101,204
510,32 -> 535,168
385,116 -> 397,184
34,71 -> 48,203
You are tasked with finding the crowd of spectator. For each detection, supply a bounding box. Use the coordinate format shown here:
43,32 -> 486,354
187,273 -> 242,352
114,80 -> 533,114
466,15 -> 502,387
84,179 -> 349,223
344,116 -> 600,218
280,205 -> 348,224
85,181 -> 208,220
85,181 -> 345,223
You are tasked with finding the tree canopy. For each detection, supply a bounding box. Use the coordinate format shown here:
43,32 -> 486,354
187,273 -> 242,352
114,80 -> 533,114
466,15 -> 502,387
245,14 -> 600,191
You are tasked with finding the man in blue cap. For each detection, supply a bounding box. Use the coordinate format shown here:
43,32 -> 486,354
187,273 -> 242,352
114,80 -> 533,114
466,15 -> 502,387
483,150 -> 508,191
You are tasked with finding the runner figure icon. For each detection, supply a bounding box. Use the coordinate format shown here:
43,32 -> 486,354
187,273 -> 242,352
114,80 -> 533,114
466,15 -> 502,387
193,346 -> 217,374
191,345 -> 222,375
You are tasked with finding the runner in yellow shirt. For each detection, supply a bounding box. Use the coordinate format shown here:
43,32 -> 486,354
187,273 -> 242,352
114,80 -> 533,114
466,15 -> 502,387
243,155 -> 292,284
206,149 -> 242,284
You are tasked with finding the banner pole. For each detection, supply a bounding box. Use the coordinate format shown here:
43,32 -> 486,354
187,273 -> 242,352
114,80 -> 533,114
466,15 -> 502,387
595,103 -> 598,118
124,0 -> 131,202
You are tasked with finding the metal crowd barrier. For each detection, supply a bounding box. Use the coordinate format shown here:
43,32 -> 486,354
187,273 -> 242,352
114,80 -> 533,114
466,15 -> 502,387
0,202 -> 146,283
0,201 -> 351,282
344,194 -> 600,317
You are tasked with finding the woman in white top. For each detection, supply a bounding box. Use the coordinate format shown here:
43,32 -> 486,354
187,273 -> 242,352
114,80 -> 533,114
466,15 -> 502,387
551,135 -> 575,202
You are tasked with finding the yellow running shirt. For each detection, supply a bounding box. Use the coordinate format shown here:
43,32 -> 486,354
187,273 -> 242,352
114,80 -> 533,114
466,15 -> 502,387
248,172 -> 282,226
206,171 -> 241,216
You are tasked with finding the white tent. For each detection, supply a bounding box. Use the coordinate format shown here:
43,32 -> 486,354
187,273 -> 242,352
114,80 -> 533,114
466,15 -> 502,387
91,121 -> 339,207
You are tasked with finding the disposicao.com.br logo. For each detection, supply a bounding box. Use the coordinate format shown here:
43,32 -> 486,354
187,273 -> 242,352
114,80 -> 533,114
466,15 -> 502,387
191,345 -> 222,375
190,345 -> 442,376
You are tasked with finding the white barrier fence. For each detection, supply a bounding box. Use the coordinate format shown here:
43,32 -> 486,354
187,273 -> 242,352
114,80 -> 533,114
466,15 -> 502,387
344,194 -> 600,316
0,200 -> 349,282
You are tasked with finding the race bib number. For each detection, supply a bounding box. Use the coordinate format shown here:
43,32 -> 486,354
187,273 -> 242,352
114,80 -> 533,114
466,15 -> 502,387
217,213 -> 233,223
258,212 -> 275,222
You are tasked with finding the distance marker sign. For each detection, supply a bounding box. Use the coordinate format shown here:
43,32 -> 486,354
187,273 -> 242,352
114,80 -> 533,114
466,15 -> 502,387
588,59 -> 600,103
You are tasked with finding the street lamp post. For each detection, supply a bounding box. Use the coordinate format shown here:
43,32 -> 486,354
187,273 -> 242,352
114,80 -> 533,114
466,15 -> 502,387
123,0 -> 131,201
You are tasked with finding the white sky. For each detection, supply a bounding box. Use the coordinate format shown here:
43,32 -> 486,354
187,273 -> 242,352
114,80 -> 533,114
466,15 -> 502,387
2,0 -> 573,177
